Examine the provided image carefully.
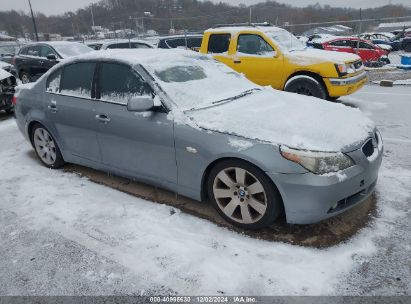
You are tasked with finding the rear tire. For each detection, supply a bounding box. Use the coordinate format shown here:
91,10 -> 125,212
20,72 -> 31,84
5,108 -> 14,114
31,124 -> 65,169
284,76 -> 327,99
207,159 -> 283,229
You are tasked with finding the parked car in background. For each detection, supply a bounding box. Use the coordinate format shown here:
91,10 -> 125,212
157,34 -> 203,51
0,42 -> 21,65
14,49 -> 382,229
310,36 -> 390,65
86,39 -> 153,50
359,32 -> 401,51
13,41 -> 93,83
200,23 -> 366,101
0,65 -> 17,114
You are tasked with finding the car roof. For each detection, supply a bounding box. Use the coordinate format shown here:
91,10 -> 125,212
58,48 -> 205,68
205,24 -> 285,35
99,39 -> 151,46
158,34 -> 203,40
21,41 -> 85,48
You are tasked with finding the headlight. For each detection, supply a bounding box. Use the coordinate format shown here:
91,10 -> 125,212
280,146 -> 355,175
335,63 -> 348,76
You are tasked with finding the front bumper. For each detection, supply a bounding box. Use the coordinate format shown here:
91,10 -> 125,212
324,71 -> 368,97
268,142 -> 383,224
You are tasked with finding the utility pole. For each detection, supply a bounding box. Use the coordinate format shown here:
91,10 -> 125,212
28,0 -> 39,41
249,7 -> 252,24
91,4 -> 95,27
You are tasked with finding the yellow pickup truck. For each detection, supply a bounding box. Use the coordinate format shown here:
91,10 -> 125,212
199,23 -> 367,100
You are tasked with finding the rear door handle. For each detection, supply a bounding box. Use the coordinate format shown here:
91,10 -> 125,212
95,114 -> 111,123
48,100 -> 58,113
233,59 -> 242,64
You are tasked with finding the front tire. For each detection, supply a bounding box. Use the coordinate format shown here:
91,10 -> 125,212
284,75 -> 327,99
207,160 -> 282,229
5,108 -> 14,114
31,124 -> 65,168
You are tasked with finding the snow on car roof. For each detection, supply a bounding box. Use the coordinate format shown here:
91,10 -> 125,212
205,25 -> 285,35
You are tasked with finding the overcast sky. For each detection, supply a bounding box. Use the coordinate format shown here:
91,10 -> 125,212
2,0 -> 410,16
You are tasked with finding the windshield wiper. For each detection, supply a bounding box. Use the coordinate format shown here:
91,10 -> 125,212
212,88 -> 260,105
185,88 -> 260,112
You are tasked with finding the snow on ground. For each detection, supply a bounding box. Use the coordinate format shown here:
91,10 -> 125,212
0,85 -> 410,295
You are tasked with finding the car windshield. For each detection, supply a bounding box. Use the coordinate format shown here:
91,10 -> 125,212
267,29 -> 306,52
146,54 -> 258,110
53,43 -> 93,58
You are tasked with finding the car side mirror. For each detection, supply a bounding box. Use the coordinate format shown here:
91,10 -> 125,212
46,54 -> 57,60
127,95 -> 154,112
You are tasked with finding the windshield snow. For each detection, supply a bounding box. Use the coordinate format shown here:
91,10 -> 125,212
146,54 -> 258,110
267,30 -> 306,52
53,43 -> 93,58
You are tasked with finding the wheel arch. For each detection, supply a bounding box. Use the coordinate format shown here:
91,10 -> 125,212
200,157 -> 285,213
284,71 -> 328,92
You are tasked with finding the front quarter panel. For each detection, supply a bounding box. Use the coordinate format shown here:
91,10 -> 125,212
173,122 -> 307,201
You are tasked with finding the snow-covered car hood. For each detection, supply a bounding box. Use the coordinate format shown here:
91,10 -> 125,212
286,48 -> 361,65
187,88 -> 375,152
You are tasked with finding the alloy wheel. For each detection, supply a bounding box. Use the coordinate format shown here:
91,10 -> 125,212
33,128 -> 57,165
212,167 -> 267,224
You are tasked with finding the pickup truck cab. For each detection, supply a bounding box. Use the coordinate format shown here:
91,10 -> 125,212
200,23 -> 367,100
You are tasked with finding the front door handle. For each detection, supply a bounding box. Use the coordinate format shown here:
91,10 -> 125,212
233,58 -> 242,64
95,114 -> 111,123
48,100 -> 58,113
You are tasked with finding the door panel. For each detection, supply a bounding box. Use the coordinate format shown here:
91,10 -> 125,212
227,34 -> 284,89
94,102 -> 177,183
94,62 -> 177,184
46,63 -> 101,162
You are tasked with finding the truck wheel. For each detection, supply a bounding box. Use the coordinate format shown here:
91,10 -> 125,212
284,75 -> 327,100
20,72 -> 31,84
207,159 -> 283,229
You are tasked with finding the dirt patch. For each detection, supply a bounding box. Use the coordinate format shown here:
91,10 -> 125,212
65,164 -> 377,249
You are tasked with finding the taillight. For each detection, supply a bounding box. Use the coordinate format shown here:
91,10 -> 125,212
12,95 -> 17,105
11,56 -> 16,65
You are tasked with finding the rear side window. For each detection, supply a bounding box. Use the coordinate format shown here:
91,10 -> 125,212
46,68 -> 62,93
208,34 -> 231,54
19,47 -> 28,55
99,62 -> 150,105
60,62 -> 96,98
188,37 -> 202,49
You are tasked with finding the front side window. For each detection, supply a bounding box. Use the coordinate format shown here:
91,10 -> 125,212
40,45 -> 57,58
46,68 -> 62,93
60,62 -> 96,98
99,63 -> 150,105
208,34 -> 231,54
237,34 -> 274,56
329,40 -> 349,47
359,42 -> 374,49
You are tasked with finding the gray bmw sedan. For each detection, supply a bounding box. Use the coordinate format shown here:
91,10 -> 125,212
14,49 -> 383,229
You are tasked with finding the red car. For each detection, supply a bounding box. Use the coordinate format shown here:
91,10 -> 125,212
309,37 -> 390,64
